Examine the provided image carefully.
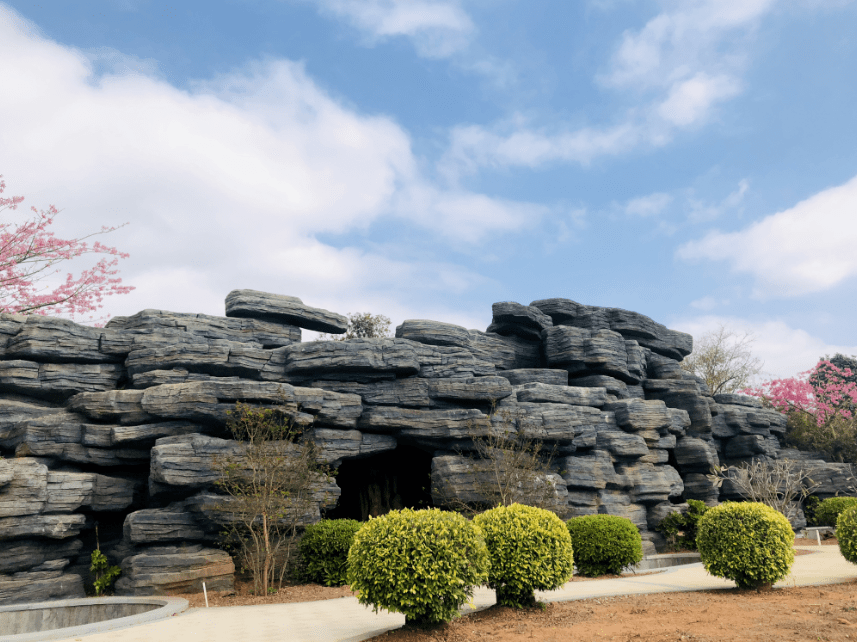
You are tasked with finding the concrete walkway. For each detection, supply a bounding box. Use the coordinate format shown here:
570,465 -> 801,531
49,546 -> 857,642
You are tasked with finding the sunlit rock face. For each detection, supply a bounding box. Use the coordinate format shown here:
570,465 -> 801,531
0,290 -> 849,600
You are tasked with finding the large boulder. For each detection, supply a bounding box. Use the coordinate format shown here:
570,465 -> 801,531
114,544 -> 235,596
486,301 -> 553,341
225,290 -> 347,334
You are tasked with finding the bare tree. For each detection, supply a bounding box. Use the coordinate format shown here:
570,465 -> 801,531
211,402 -> 335,596
433,402 -> 568,518
681,324 -> 765,395
706,459 -> 821,526
317,312 -> 392,341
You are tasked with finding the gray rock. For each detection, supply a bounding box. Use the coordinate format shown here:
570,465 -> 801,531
110,421 -> 208,447
130,368 -> 195,388
647,501 -> 686,531
674,437 -> 720,472
0,360 -> 124,400
713,393 -> 763,408
531,298 -> 692,360
45,471 -> 138,513
114,544 -> 235,596
124,503 -> 209,544
2,412 -> 150,466
615,462 -> 675,504
503,402 -> 610,443
0,567 -> 85,604
310,429 -> 397,466
625,340 -> 647,382
668,408 -> 691,436
282,339 -> 420,379
724,434 -> 769,460
358,406 -> 489,438
0,513 -> 87,539
67,390 -> 155,424
140,380 -> 362,429
0,394 -> 64,441
543,327 -> 637,383
430,454 -> 568,515
306,378 -> 431,407
105,309 -> 300,349
0,458 -> 12,487
126,339 -> 279,380
395,319 -> 474,347
410,343 -> 497,379
0,458 -> 47,517
149,434 -> 243,489
643,378 -> 713,435
639,448 -> 670,464
6,315 -> 120,363
681,473 -> 720,504
596,491 -> 648,530
596,430 -> 649,458
498,369 -> 568,386
605,398 -> 673,432
646,351 -> 685,380
487,301 -> 553,341
514,382 -> 608,407
560,451 -> 622,490
225,290 -> 347,334
429,376 -> 513,402
0,538 -> 83,574
567,375 -> 630,399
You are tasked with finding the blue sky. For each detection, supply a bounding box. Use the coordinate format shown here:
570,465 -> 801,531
1,0 -> 856,384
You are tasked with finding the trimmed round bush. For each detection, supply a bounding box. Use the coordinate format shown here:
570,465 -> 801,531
299,519 -> 362,586
473,503 -> 573,608
346,508 -> 489,625
836,505 -> 857,564
566,514 -> 643,577
697,502 -> 795,589
815,497 -> 857,527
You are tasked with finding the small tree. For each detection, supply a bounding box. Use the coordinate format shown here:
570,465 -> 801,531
0,174 -> 133,323
706,459 -> 821,525
317,312 -> 392,341
212,402 -> 335,596
433,401 -> 567,518
680,324 -> 765,395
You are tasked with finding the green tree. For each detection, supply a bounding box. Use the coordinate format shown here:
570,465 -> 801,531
317,312 -> 392,341
680,324 -> 765,395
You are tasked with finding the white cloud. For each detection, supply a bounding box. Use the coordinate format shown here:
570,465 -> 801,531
309,0 -> 474,58
440,0 -> 778,178
670,314 -> 857,384
677,174 -> 857,298
624,192 -> 673,217
0,4 -> 540,321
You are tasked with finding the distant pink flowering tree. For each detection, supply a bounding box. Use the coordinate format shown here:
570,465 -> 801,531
741,360 -> 857,463
0,174 -> 133,324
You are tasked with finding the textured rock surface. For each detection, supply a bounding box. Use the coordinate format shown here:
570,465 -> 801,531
1,289 -> 852,596
225,290 -> 347,334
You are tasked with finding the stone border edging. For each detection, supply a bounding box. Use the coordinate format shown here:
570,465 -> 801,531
0,596 -> 189,642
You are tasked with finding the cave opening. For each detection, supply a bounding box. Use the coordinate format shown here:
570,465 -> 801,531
326,445 -> 435,522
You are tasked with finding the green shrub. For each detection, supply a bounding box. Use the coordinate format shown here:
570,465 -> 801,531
696,501 -> 795,589
473,503 -> 573,608
814,497 -> 857,527
803,495 -> 821,526
836,505 -> 857,564
299,519 -> 362,587
655,499 -> 710,552
346,508 -> 489,625
566,514 -> 643,577
90,549 -> 121,596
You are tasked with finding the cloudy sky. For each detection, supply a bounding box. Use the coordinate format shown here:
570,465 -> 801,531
1,0 -> 856,385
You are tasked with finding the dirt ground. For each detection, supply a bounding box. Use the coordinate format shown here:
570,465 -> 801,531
175,536 -> 854,641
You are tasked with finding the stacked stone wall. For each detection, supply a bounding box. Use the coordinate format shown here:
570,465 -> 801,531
0,290 -> 853,603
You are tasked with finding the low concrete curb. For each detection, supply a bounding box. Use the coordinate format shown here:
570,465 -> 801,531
0,597 -> 189,642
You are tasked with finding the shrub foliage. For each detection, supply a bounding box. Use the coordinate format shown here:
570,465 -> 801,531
566,514 -> 643,576
473,503 -> 573,608
346,508 -> 489,625
836,505 -> 857,564
697,502 -> 795,589
655,499 -> 710,552
299,519 -> 362,587
814,497 -> 857,527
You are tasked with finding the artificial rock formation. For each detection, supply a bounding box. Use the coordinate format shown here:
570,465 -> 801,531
0,291 -> 853,603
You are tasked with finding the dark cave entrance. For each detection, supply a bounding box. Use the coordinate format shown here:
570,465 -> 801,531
327,445 -> 435,521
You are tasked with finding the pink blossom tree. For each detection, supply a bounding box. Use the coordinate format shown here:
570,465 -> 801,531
0,174 -> 133,324
741,360 -> 857,463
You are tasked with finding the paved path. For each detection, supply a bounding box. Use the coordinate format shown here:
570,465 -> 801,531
50,546 -> 857,642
